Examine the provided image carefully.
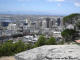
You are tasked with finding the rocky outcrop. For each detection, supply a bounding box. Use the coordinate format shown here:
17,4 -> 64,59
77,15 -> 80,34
15,45 -> 80,60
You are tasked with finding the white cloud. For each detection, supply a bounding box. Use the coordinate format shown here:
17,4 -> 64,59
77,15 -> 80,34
47,0 -> 64,2
74,2 -> 80,7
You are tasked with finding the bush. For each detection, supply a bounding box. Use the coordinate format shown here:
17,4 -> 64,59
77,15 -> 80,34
0,40 -> 28,57
58,40 -> 64,45
61,29 -> 77,43
26,43 -> 33,50
13,40 -> 27,53
34,35 -> 46,47
0,41 -> 14,56
46,37 -> 57,45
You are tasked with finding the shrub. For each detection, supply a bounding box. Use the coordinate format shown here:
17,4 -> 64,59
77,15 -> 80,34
0,41 -> 14,56
13,40 -> 27,53
26,43 -> 33,50
0,40 -> 28,57
46,37 -> 57,45
34,35 -> 46,47
58,40 -> 64,45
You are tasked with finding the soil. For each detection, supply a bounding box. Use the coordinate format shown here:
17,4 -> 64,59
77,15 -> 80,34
0,56 -> 16,60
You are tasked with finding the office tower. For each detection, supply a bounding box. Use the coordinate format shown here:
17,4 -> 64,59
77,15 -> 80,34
57,18 -> 61,26
46,18 -> 51,28
42,19 -> 47,29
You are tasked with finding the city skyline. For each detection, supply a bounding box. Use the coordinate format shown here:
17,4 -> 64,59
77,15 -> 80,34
0,0 -> 80,15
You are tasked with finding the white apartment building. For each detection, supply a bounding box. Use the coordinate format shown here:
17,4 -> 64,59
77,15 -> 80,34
42,19 -> 47,29
7,23 -> 17,31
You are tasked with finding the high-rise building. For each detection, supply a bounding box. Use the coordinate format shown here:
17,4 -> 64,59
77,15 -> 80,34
46,18 -> 51,28
57,18 -> 61,26
42,19 -> 47,29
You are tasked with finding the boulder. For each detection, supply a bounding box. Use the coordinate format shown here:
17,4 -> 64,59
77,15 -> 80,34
15,45 -> 80,60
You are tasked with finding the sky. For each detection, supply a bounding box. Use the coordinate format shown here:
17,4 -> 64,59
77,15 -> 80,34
0,0 -> 80,15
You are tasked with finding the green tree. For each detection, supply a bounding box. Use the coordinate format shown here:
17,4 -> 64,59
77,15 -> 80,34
34,35 -> 46,47
61,29 -> 77,43
46,37 -> 57,45
0,40 -> 14,56
26,43 -> 33,50
76,21 -> 80,29
63,13 -> 80,25
0,40 -> 28,57
58,40 -> 64,45
14,40 -> 27,53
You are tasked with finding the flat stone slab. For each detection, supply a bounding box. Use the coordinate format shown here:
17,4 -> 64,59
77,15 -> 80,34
15,45 -> 80,60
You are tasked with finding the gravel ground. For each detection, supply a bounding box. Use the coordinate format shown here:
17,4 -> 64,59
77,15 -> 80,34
0,56 -> 16,60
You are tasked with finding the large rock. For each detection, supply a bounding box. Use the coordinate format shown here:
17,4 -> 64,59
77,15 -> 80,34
15,45 -> 80,60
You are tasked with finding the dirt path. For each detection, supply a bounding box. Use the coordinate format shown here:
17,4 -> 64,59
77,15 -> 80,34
0,56 -> 16,60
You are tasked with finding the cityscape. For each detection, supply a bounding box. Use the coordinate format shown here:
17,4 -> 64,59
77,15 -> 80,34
0,14 -> 63,44
0,0 -> 80,60
0,13 -> 80,60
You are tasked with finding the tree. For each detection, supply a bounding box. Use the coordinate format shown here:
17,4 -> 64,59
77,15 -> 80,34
26,43 -> 33,50
46,37 -> 57,45
58,40 -> 64,45
0,40 -> 14,56
63,13 -> 80,25
0,40 -> 28,57
34,35 -> 46,47
14,40 -> 27,53
76,21 -> 80,29
61,29 -> 77,43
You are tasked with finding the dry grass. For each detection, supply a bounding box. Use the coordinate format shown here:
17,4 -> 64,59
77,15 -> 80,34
0,56 -> 16,60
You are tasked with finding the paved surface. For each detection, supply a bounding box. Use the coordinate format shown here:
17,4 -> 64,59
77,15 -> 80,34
15,45 -> 80,60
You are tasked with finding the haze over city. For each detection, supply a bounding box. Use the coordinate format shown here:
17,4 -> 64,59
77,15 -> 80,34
0,0 -> 80,15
